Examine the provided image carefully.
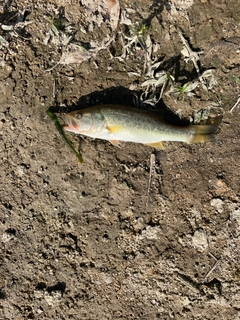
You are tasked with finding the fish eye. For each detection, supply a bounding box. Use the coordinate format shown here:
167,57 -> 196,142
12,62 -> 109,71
75,113 -> 82,119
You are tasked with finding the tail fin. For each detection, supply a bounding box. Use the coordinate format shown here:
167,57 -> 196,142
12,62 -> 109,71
189,124 -> 219,143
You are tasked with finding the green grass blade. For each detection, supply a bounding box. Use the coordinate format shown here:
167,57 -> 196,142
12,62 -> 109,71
46,110 -> 83,164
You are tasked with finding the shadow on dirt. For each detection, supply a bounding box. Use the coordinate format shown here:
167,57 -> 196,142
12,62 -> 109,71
48,85 -> 191,126
47,45 -> 222,127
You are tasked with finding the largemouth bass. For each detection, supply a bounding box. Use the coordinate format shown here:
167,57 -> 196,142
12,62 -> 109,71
64,104 -> 218,150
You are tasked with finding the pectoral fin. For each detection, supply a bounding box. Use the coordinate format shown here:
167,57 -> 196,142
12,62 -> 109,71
107,125 -> 124,133
145,141 -> 165,150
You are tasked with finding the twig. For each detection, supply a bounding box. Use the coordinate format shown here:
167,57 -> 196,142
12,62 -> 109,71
45,61 -> 60,72
53,79 -> 56,99
146,153 -> 155,205
106,170 -> 109,198
176,273 -> 199,293
208,252 -> 218,261
205,253 -> 221,279
229,96 -> 240,113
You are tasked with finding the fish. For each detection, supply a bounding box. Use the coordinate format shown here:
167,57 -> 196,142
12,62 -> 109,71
63,104 -> 218,150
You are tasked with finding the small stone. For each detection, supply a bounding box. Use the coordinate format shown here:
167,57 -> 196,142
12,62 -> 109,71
230,209 -> 240,221
192,230 -> 208,252
210,198 -> 224,213
120,209 -> 133,219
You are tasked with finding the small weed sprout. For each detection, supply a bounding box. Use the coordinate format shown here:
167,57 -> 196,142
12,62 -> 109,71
121,22 -> 148,55
141,65 -> 175,104
138,28 -> 217,104
139,30 -> 219,104
131,23 -> 147,51
117,21 -> 153,80
168,81 -> 198,98
230,75 -> 240,85
44,16 -> 73,46
48,16 -> 65,35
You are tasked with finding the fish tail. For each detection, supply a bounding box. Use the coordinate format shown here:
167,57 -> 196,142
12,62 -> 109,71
189,124 -> 218,143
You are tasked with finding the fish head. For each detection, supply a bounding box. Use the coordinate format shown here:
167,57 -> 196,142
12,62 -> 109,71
64,108 -> 105,134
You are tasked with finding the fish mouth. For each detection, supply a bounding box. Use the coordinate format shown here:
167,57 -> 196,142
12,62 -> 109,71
64,114 -> 94,134
63,116 -> 80,133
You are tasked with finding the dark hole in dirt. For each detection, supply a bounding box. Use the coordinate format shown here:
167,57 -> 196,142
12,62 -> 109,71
80,262 -> 88,268
216,171 -> 226,180
5,227 -> 16,235
147,219 -> 159,227
35,282 -> 47,290
102,233 -> 109,239
2,202 -> 12,210
19,163 -> 30,170
41,252 -> 48,259
27,313 -> 34,319
0,288 -> 6,299
47,281 -> 66,293
24,306 -> 34,319
68,232 -> 78,242
204,278 -> 222,294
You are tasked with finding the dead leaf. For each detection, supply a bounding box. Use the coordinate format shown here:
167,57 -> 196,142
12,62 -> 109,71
60,51 -> 91,65
59,44 -> 91,65
105,0 -> 120,30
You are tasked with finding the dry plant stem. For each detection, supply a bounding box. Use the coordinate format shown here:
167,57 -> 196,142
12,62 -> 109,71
178,30 -> 210,90
160,79 -> 167,100
178,30 -> 200,75
176,274 -> 199,293
205,259 -> 221,279
53,79 -> 56,99
229,96 -> 240,113
46,35 -> 115,71
146,153 -> 155,205
205,253 -> 221,279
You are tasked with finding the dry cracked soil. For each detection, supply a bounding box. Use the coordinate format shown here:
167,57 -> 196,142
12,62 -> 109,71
0,0 -> 240,319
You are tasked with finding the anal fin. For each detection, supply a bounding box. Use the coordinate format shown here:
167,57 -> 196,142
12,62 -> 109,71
109,140 -> 121,147
145,141 -> 165,150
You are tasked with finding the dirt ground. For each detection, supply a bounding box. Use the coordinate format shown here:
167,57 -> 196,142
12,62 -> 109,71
0,0 -> 240,319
